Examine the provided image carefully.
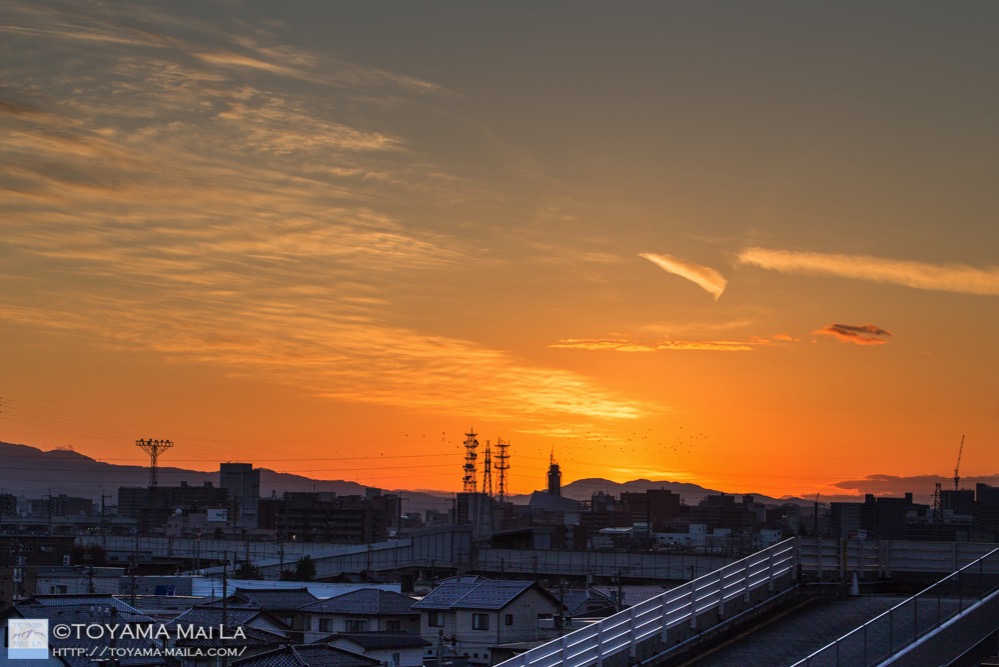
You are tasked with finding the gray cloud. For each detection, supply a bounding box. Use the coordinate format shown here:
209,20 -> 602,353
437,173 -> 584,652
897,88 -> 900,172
814,323 -> 892,345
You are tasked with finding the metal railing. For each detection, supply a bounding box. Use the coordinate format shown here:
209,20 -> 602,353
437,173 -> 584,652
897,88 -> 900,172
791,547 -> 999,667
494,538 -> 798,667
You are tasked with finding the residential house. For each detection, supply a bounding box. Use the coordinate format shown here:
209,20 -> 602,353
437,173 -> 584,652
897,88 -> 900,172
201,586 -> 317,638
301,588 -> 419,642
412,578 -> 563,666
164,604 -> 291,667
326,631 -> 431,667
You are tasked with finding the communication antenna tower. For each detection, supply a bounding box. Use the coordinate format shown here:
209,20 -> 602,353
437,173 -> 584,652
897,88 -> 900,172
136,438 -> 173,488
495,438 -> 510,503
462,430 -> 479,493
482,440 -> 493,498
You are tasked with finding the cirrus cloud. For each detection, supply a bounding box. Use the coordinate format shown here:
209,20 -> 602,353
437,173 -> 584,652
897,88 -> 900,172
639,253 -> 727,300
738,248 -> 999,297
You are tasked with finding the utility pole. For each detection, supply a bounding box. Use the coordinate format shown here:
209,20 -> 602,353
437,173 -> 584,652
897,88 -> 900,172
101,491 -> 111,549
221,553 -> 230,667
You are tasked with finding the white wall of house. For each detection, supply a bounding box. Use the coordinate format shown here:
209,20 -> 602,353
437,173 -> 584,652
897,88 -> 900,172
418,588 -> 560,666
327,640 -> 425,667
307,613 -> 419,643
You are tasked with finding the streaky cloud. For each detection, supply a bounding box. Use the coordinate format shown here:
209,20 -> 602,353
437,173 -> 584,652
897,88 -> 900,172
814,323 -> 892,346
739,247 -> 999,296
639,253 -> 727,300
550,337 -> 759,352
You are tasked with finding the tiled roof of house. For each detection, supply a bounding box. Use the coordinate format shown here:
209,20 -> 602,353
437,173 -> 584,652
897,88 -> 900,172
232,644 -> 380,667
300,588 -> 418,616
326,631 -> 431,650
411,582 -> 480,609
235,587 -> 319,610
413,580 -> 545,611
174,624 -> 289,649
14,597 -> 154,625
165,605 -> 264,630
18,594 -> 151,621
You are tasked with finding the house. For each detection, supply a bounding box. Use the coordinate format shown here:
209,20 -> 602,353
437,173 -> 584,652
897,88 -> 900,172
201,586 -> 317,638
230,643 -> 380,667
300,588 -> 419,642
325,631 -> 431,667
412,578 -> 563,666
164,605 -> 291,667
589,585 -> 665,610
561,588 -> 617,618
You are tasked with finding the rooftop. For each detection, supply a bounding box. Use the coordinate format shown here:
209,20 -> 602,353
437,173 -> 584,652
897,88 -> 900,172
413,579 -> 552,611
231,643 -> 380,667
301,588 -> 418,616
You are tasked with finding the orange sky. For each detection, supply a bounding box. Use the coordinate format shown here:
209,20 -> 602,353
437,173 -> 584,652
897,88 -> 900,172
1,2 -> 998,500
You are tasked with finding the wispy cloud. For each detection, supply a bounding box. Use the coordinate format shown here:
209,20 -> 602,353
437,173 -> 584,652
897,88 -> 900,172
739,248 -> 999,297
0,0 -> 649,430
549,335 -> 793,352
814,323 -> 892,346
639,253 -> 727,300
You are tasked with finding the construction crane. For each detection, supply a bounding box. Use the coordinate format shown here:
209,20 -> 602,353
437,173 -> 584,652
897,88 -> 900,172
953,434 -> 965,492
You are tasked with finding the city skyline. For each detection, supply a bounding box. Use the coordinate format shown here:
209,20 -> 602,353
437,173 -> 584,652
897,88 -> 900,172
2,2 -> 997,499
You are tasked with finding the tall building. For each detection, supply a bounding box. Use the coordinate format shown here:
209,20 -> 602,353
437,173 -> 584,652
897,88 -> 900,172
220,462 -> 260,530
258,490 -> 398,544
118,481 -> 228,527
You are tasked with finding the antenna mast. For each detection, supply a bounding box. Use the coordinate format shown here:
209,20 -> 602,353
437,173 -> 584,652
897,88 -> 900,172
482,440 -> 493,498
136,438 -> 173,488
462,430 -> 479,493
953,434 -> 965,491
495,438 -> 510,504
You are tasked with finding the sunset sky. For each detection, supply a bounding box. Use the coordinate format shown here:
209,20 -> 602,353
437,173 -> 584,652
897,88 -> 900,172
2,1 -> 998,500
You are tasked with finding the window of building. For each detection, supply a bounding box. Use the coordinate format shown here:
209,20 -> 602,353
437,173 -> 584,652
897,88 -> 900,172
345,619 -> 368,632
505,614 -> 513,626
428,611 -> 443,627
318,618 -> 335,632
386,620 -> 401,631
472,613 -> 489,630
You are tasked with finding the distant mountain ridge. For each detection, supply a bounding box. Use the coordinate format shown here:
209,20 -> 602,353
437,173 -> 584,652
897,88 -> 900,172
0,440 -> 454,512
2,440 -> 961,508
553,477 -> 790,506
0,441 -> 786,509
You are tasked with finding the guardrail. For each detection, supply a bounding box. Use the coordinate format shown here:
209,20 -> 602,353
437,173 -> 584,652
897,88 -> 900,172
790,546 -> 999,667
494,538 -> 798,667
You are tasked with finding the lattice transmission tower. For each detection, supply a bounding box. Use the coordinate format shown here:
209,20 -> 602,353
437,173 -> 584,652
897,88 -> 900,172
136,438 -> 173,488
495,438 -> 510,503
482,440 -> 493,498
462,431 -> 479,493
